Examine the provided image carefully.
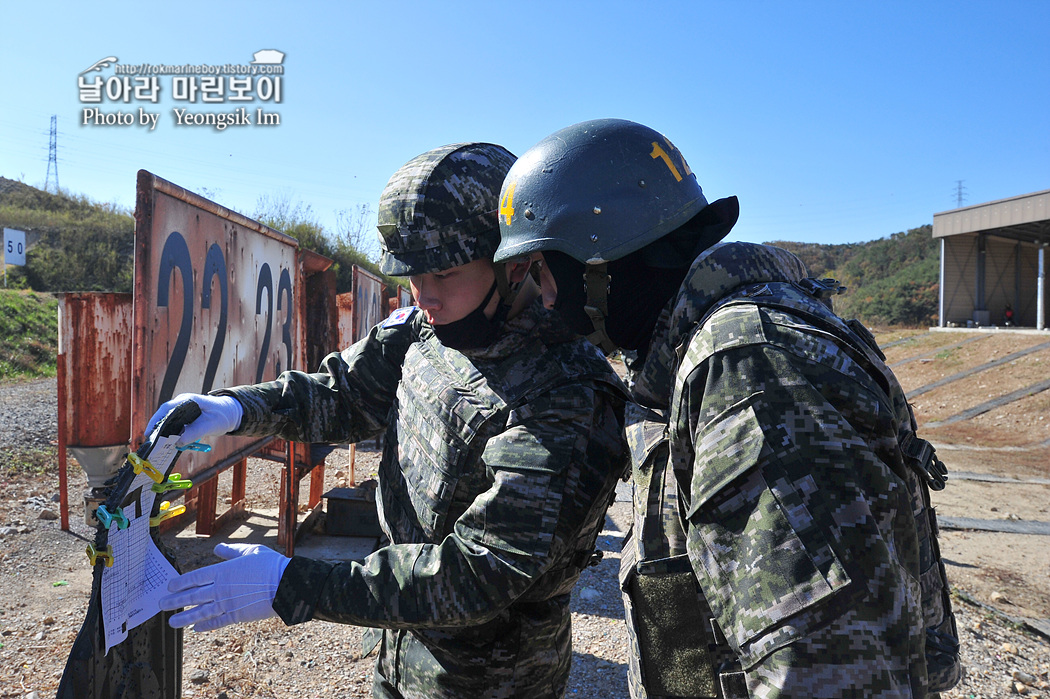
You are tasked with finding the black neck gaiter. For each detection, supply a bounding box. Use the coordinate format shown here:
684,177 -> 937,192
544,251 -> 685,357
431,280 -> 501,350
542,197 -> 740,357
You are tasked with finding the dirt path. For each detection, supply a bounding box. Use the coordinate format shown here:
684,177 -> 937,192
2,328 -> 1049,697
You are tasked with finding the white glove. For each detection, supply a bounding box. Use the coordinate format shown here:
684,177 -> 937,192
158,543 -> 290,632
145,393 -> 243,447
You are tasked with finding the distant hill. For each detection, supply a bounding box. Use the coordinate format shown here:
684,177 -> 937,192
0,177 -> 135,292
767,225 -> 938,326
1,178 -> 940,326
0,177 -> 392,296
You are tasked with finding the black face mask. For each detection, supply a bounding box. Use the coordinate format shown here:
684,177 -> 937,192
431,280 -> 501,350
542,197 -> 740,355
542,253 -> 592,336
543,251 -> 686,355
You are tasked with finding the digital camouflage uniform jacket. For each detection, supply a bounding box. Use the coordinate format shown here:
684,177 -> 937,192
220,300 -> 629,699
622,241 -> 942,698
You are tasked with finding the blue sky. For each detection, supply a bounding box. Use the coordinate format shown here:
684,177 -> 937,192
3,1 -> 1048,255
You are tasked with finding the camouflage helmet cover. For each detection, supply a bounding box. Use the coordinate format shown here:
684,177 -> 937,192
493,119 -> 708,264
378,142 -> 516,276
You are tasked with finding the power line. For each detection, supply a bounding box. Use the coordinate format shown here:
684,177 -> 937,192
954,179 -> 967,208
45,115 -> 59,193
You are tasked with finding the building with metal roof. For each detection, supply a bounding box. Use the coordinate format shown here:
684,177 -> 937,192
933,189 -> 1049,330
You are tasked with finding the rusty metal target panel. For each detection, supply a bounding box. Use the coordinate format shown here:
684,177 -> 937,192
132,170 -> 300,480
58,292 -> 134,450
352,265 -> 386,343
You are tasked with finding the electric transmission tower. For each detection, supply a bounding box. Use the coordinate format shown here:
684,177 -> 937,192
954,180 -> 967,208
45,115 -> 59,194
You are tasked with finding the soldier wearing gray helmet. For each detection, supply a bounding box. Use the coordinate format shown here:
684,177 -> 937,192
496,119 -> 959,698
148,142 -> 630,698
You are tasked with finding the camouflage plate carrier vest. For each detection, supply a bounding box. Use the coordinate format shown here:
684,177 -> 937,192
620,277 -> 961,699
381,322 -> 625,601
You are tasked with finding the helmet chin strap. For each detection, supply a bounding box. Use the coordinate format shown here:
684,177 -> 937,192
583,263 -> 619,355
491,262 -> 521,327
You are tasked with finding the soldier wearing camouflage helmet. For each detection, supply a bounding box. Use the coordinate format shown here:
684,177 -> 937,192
376,142 -> 522,349
495,119 -> 960,698
148,142 -> 631,698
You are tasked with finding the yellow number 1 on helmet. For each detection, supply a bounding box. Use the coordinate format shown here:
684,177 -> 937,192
650,141 -> 692,183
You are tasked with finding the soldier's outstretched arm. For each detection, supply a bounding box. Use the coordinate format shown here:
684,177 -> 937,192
269,379 -> 625,629
143,309 -> 426,446
223,309 -> 426,443
160,543 -> 290,632
145,393 -> 243,447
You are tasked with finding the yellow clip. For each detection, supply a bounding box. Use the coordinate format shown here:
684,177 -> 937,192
150,501 -> 186,527
128,452 -> 164,483
86,544 -> 114,567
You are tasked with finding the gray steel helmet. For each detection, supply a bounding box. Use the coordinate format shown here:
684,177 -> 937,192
493,119 -> 708,264
378,143 -> 517,276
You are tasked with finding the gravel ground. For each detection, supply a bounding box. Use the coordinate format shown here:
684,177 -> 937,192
0,378 -> 59,454
1,378 -> 1048,697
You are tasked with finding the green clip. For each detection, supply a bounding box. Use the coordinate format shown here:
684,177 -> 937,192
151,472 -> 193,493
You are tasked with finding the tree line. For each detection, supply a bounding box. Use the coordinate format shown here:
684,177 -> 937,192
0,177 -> 396,295
771,224 -> 939,327
1,177 -> 939,326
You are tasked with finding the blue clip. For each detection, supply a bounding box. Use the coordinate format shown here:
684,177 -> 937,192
95,505 -> 129,530
177,441 -> 212,453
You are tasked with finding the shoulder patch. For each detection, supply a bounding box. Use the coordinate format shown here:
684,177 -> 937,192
679,303 -> 767,378
382,305 -> 417,327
